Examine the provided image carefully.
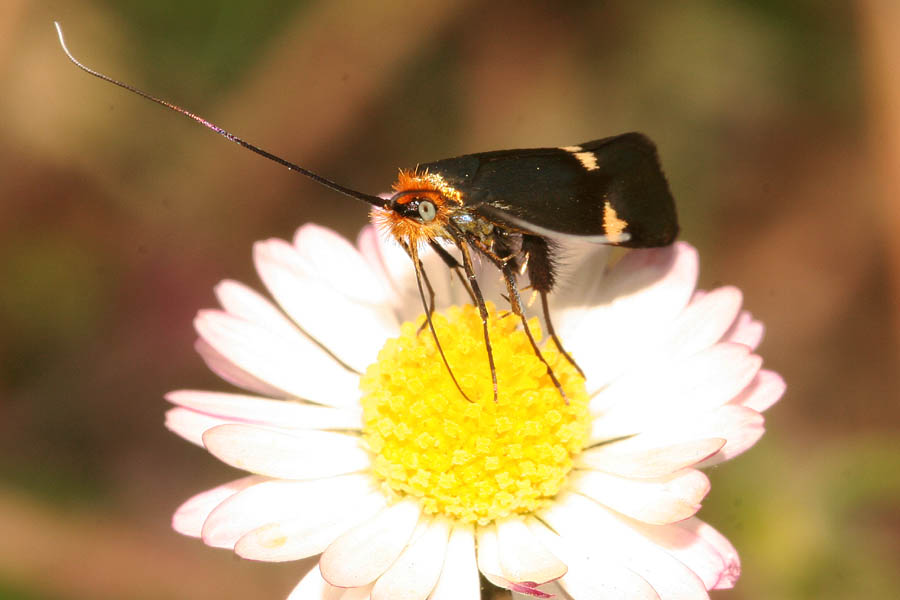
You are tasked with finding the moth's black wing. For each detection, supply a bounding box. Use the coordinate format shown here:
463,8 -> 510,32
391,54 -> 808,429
421,132 -> 678,247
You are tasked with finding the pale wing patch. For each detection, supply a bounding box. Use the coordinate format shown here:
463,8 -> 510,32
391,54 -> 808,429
573,152 -> 599,171
560,146 -> 600,171
603,202 -> 628,242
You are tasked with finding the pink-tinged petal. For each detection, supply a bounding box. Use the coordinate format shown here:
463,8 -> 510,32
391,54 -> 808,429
590,343 -> 762,442
692,406 -> 765,467
541,494 -> 710,599
172,475 -> 267,538
677,519 -> 741,589
166,390 -> 362,431
201,474 -> 375,549
729,369 -> 785,413
476,525 -> 553,598
428,524 -> 479,600
562,243 -> 699,390
293,224 -> 393,305
357,225 -> 412,300
358,225 -> 468,320
165,407 -> 229,447
195,338 -> 287,398
495,518 -> 567,585
600,405 -> 764,471
657,286 -> 744,358
236,490 -> 386,562
202,424 -> 371,479
577,437 -> 726,478
371,518 -> 450,600
254,239 -> 399,372
214,279 -> 301,333
722,310 -> 765,350
529,520 -> 660,600
195,310 -> 360,407
320,499 -> 422,588
288,565 -> 372,600
618,515 -> 731,591
357,226 -> 404,306
569,468 -> 710,525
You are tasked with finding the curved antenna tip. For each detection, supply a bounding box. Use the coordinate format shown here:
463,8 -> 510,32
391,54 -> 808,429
54,21 -> 76,63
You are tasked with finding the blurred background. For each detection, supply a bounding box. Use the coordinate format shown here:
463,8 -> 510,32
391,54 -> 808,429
1,1 -> 898,598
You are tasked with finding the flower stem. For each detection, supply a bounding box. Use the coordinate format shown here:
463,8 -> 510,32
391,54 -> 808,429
479,573 -> 512,599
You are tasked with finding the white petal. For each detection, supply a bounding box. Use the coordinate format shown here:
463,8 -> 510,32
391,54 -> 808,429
215,279 -> 301,333
541,494 -> 709,599
721,310 -> 764,350
691,406 -> 765,467
320,499 -> 422,587
254,239 -> 398,371
372,518 -> 450,600
546,241 -> 613,314
677,519 -> 741,589
166,390 -> 362,431
202,424 -> 371,479
236,490 -> 387,561
577,437 -> 726,478
428,524 -> 479,600
476,525 -> 553,598
195,338 -> 287,398
656,286 -> 743,358
561,243 -> 699,390
165,407 -> 229,446
495,518 -> 567,584
293,224 -> 393,305
288,565 -> 372,600
201,474 -> 376,549
195,310 -> 360,407
172,475 -> 267,538
529,520 -> 659,600
729,369 -> 785,413
570,468 -> 709,525
590,343 -> 762,442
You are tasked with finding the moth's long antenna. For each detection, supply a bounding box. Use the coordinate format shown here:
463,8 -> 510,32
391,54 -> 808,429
53,22 -> 387,209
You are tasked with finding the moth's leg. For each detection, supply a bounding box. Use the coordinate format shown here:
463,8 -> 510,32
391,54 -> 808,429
522,234 -> 585,377
540,290 -> 584,378
397,239 -> 436,334
428,240 -> 477,304
456,239 -> 498,403
500,263 -> 568,403
404,242 -> 472,402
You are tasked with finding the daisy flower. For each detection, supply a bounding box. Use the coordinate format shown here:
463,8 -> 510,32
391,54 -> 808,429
165,223 -> 784,599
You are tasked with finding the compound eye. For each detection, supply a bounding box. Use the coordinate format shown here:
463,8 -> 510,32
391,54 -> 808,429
418,199 -> 437,222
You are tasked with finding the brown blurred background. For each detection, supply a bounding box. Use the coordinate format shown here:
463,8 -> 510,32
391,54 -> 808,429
1,1 -> 899,599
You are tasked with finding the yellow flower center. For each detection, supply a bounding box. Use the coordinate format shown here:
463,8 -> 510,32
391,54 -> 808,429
360,304 -> 590,525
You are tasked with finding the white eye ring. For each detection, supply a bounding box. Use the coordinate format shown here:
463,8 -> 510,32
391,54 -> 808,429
418,200 -> 436,222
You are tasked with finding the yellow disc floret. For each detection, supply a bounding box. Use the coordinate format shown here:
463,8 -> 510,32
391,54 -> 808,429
360,304 -> 590,525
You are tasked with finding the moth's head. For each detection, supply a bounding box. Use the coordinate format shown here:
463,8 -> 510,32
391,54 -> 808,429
371,169 -> 462,245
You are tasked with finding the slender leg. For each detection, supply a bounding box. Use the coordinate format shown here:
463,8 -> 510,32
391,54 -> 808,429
405,243 -> 472,403
540,291 -> 585,377
429,240 -> 477,304
455,239 -> 498,403
501,264 -> 568,403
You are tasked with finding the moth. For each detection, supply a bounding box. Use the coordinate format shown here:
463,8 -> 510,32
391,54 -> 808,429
56,23 -> 678,402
